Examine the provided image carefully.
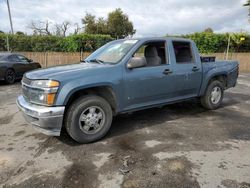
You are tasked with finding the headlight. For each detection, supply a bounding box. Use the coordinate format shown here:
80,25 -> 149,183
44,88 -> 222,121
30,80 -> 59,88
29,91 -> 57,106
26,80 -> 60,106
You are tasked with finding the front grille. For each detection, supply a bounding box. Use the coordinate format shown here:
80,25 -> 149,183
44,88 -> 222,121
22,84 -> 30,101
22,76 -> 32,85
22,76 -> 32,101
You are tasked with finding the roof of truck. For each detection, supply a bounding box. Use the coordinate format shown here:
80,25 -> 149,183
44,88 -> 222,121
124,37 -> 193,42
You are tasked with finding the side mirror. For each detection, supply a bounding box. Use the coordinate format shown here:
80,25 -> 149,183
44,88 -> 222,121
127,57 -> 147,69
28,59 -> 33,63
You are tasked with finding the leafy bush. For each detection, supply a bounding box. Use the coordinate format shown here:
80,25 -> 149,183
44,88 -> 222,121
0,33 -> 113,52
1,32 -> 250,53
184,32 -> 250,53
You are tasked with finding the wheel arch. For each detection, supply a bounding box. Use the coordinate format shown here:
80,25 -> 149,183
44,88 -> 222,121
200,73 -> 228,96
64,85 -> 118,115
6,67 -> 16,73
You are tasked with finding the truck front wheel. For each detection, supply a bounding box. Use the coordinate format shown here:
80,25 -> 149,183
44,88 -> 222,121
65,95 -> 113,143
200,80 -> 224,110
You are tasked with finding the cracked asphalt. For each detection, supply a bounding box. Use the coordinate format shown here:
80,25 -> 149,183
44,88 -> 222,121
0,74 -> 250,188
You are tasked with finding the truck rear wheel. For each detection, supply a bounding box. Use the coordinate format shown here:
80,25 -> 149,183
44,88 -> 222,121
65,95 -> 113,143
200,80 -> 224,110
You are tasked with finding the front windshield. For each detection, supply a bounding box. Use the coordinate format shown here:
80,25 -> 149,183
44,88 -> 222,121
85,40 -> 138,64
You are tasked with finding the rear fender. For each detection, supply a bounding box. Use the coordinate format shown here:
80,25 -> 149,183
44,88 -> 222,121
199,70 -> 228,96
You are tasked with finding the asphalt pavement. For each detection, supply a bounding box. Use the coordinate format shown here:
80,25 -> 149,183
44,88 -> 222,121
0,74 -> 250,188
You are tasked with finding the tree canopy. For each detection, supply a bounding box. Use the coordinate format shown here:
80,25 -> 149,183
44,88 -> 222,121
107,8 -> 136,39
82,8 -> 136,39
244,0 -> 250,18
204,28 -> 214,33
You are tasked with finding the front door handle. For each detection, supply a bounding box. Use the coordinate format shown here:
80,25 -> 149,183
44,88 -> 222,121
192,66 -> 199,72
163,69 -> 173,75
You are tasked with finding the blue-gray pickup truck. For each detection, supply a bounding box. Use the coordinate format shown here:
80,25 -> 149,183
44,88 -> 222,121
17,37 -> 239,143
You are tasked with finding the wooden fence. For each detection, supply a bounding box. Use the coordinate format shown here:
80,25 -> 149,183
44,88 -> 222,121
208,53 -> 250,72
19,52 -> 91,68
18,52 -> 250,72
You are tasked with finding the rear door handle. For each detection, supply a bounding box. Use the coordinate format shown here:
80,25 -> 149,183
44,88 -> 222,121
192,66 -> 199,72
163,69 -> 173,75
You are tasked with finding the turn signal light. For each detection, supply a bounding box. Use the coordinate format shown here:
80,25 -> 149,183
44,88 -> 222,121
47,93 -> 56,105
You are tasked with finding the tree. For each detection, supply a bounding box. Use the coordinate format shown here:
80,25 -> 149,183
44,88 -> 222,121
29,20 -> 71,37
244,0 -> 250,16
107,8 -> 135,39
82,14 -> 108,35
96,17 -> 108,34
230,33 -> 247,52
16,31 -> 25,35
82,13 -> 97,34
73,23 -> 81,34
81,8 -> 136,38
204,28 -> 213,33
29,20 -> 52,35
55,21 -> 71,37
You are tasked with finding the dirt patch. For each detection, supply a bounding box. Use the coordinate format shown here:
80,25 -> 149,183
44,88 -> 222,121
26,160 -> 35,166
24,133 -> 47,141
6,148 -> 13,151
170,133 -> 185,140
27,147 -> 35,151
115,136 -> 138,152
221,179 -> 250,188
5,174 -> 60,188
14,130 -> 25,136
230,128 -> 250,141
33,137 -> 58,157
61,163 -> 98,188
0,114 -> 15,125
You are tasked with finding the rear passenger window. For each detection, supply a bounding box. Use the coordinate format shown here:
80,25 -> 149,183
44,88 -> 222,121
173,41 -> 194,63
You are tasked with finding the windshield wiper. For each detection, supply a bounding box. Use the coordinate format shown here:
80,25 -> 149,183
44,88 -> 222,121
80,59 -> 90,63
89,59 -> 104,64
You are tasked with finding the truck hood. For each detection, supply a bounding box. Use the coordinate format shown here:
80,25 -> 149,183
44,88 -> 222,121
25,63 -> 106,80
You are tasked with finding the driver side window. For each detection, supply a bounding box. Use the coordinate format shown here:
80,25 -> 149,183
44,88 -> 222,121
133,41 -> 167,67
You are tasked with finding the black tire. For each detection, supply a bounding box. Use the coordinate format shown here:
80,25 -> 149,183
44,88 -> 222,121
5,69 -> 16,84
201,80 -> 224,110
65,95 -> 113,143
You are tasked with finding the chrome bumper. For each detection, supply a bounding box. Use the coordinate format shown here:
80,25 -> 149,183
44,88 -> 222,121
16,95 -> 65,136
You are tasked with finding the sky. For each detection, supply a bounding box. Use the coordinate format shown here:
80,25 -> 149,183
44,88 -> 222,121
0,0 -> 250,37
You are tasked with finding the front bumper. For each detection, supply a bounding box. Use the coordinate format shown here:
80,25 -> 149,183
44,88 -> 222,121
16,95 -> 65,136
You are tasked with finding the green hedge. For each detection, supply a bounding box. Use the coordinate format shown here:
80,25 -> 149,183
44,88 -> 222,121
1,32 -> 250,53
0,34 -> 114,52
183,32 -> 250,53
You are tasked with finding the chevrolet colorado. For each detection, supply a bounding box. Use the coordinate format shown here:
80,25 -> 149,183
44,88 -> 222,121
17,37 -> 239,143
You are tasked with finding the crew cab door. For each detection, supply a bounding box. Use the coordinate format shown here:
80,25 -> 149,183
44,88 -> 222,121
123,40 -> 178,110
170,40 -> 202,97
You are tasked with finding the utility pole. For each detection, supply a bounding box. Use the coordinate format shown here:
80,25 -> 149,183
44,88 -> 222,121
6,0 -> 14,34
6,34 -> 10,51
226,35 -> 231,60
